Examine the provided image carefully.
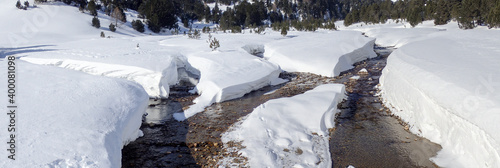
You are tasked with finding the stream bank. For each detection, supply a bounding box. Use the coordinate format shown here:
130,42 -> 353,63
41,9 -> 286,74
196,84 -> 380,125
329,46 -> 441,168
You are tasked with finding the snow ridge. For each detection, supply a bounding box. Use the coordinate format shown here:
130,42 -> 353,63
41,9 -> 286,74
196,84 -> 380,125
21,57 -> 176,98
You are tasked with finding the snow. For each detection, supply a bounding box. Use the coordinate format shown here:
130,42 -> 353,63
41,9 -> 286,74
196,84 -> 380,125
221,84 -> 346,167
0,61 -> 149,168
358,68 -> 368,74
173,50 -> 281,120
264,31 -> 377,77
18,38 -> 184,98
379,28 -> 500,167
337,20 -> 457,47
350,76 -> 360,80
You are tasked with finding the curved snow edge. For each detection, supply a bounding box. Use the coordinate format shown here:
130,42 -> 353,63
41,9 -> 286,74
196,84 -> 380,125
174,67 -> 281,121
333,38 -> 377,76
21,57 -> 174,98
104,82 -> 149,168
379,51 -> 500,168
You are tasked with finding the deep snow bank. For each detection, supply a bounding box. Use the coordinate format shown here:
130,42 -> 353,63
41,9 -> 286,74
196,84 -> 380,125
337,20 -> 457,47
379,29 -> 500,168
17,38 -> 197,98
362,28 -> 442,47
221,84 -> 345,167
0,60 -> 149,168
174,51 -> 281,120
264,31 -> 376,77
21,57 -> 175,98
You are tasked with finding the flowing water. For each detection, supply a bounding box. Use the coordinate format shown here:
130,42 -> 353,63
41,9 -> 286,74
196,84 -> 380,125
122,45 -> 441,168
329,46 -> 441,168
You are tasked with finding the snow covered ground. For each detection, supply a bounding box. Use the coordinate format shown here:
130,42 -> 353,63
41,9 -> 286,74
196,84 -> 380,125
0,61 -> 149,167
220,84 -> 345,167
337,20 -> 456,47
264,30 -> 376,77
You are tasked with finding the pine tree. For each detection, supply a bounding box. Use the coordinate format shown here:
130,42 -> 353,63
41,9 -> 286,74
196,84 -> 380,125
212,2 -> 221,23
16,0 -> 22,9
458,0 -> 480,29
344,12 -> 354,27
487,1 -> 500,28
132,20 -> 145,33
88,0 -> 98,16
138,0 -> 178,33
109,23 -> 116,32
281,26 -> 288,36
434,0 -> 451,25
24,1 -> 29,8
148,14 -> 161,33
406,0 -> 425,27
207,34 -> 220,51
92,17 -> 100,28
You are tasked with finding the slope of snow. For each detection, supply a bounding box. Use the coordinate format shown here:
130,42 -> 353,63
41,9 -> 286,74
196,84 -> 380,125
337,20 -> 458,47
1,1 -> 145,48
0,61 -> 149,168
264,31 -> 376,77
221,84 -> 345,167
379,29 -> 500,168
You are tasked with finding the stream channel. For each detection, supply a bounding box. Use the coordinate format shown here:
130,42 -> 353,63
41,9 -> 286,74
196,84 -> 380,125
122,45 -> 441,168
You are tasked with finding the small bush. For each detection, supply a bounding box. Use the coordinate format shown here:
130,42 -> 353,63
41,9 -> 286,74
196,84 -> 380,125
109,23 -> 116,32
132,20 -> 145,33
207,34 -> 220,51
255,26 -> 265,34
16,0 -> 22,9
281,26 -> 287,37
92,17 -> 100,28
100,31 -> 105,38
188,29 -> 201,39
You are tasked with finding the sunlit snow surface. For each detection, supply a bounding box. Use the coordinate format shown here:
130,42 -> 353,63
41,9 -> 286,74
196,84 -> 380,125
221,84 -> 345,167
